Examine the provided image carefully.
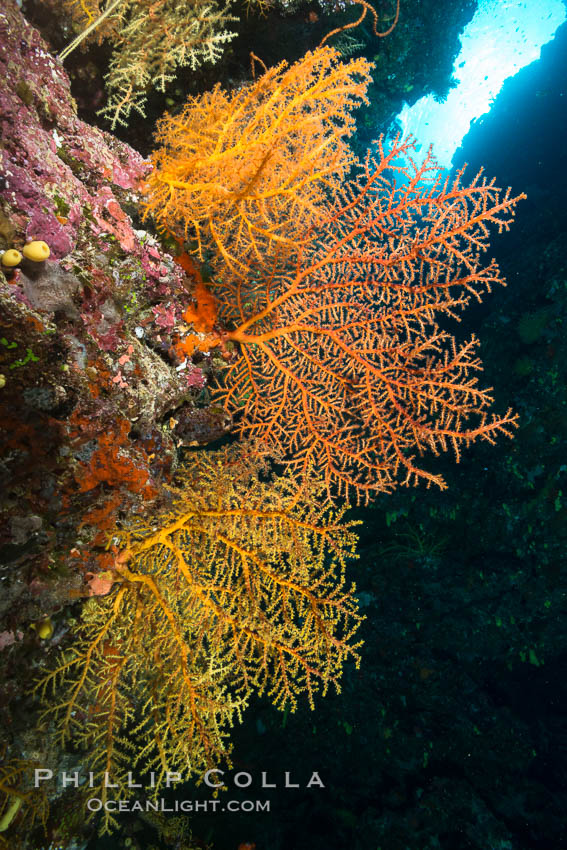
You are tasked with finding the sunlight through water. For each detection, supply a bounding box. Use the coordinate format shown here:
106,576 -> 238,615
396,0 -> 566,169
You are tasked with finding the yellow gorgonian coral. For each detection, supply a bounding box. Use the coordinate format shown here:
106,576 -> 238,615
53,0 -> 237,128
34,447 -> 361,832
142,47 -> 373,275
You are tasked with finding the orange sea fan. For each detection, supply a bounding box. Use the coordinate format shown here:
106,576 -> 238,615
211,136 -> 525,502
142,46 -> 373,276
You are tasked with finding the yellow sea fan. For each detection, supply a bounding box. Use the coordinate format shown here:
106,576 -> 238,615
34,447 -> 362,832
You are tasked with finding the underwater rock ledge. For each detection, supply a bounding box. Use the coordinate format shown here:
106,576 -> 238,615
0,0 -> 230,741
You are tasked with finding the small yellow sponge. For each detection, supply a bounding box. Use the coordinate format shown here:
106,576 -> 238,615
23,240 -> 50,262
1,249 -> 22,268
37,618 -> 54,640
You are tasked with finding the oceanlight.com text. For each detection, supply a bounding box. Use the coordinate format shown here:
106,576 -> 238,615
86,797 -> 271,814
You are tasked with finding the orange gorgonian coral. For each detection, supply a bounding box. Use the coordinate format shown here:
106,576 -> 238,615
206,136 -> 525,502
142,47 -> 373,275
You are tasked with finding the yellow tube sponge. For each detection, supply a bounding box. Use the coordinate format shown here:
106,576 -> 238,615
36,618 -> 54,640
22,241 -> 50,262
1,249 -> 22,268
